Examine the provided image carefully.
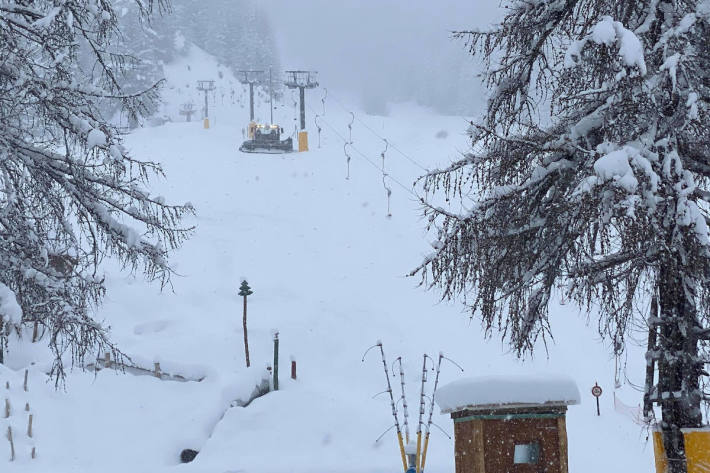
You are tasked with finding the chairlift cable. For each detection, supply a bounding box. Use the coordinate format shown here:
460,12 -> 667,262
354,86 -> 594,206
327,92 -> 429,172
314,114 -> 322,149
307,103 -> 421,201
381,138 -> 392,217
321,88 -> 328,116
344,142 -> 351,180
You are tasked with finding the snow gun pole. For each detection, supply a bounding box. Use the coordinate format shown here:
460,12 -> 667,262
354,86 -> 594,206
415,354 -> 429,473
378,344 -> 408,472
395,357 -> 411,444
421,353 -> 443,472
421,354 -> 463,471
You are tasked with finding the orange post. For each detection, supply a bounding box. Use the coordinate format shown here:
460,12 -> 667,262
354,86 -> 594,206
298,131 -> 309,152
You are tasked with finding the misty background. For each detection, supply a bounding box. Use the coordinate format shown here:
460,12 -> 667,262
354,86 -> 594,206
112,0 -> 502,119
266,0 -> 502,115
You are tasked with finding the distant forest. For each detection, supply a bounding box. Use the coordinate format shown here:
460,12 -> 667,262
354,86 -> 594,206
110,0 -> 279,119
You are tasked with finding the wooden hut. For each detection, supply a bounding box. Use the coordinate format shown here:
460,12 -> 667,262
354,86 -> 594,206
436,375 -> 580,473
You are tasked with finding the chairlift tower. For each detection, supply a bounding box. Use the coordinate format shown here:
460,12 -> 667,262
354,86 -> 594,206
237,70 -> 265,122
284,70 -> 319,131
179,103 -> 196,122
197,80 -> 216,128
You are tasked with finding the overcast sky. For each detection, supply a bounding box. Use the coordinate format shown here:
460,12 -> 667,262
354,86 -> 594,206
265,1 -> 503,115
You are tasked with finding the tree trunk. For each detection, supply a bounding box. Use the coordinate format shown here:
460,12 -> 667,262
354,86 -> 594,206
0,319 -> 4,365
243,295 -> 250,368
644,296 -> 658,420
657,263 -> 703,473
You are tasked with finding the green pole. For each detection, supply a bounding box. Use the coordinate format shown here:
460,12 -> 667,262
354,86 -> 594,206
273,332 -> 279,391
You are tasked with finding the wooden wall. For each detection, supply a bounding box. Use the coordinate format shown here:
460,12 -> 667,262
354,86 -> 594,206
452,407 -> 568,473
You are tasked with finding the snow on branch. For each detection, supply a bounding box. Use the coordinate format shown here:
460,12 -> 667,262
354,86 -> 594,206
565,16 -> 647,74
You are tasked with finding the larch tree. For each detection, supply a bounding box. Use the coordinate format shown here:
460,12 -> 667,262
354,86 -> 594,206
0,0 -> 193,381
413,1 -> 709,472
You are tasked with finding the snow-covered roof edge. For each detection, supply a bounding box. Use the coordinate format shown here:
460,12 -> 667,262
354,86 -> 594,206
435,375 -> 581,414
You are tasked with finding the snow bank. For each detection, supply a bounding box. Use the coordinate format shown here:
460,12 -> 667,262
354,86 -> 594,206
436,375 -> 581,413
0,282 -> 22,324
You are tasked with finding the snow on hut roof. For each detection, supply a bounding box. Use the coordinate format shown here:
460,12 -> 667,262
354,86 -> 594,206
436,375 -> 581,414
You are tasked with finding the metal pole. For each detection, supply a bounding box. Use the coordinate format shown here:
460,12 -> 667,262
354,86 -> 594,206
273,332 -> 279,391
421,354 -> 443,471
249,83 -> 255,121
269,68 -> 274,125
299,87 -> 306,130
415,355 -> 428,473
204,90 -> 209,119
396,358 -> 411,444
377,344 -> 408,472
243,294 -> 250,367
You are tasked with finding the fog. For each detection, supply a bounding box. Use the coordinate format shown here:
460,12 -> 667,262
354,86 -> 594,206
266,1 -> 502,116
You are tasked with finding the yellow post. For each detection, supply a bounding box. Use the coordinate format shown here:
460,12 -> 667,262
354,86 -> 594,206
298,131 -> 309,152
203,118 -> 209,129
420,432 -> 430,471
397,431 -> 408,472
653,428 -> 710,473
415,432 -> 422,473
684,429 -> 710,473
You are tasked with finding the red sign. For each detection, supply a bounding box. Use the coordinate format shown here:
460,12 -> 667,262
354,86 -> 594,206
591,383 -> 603,397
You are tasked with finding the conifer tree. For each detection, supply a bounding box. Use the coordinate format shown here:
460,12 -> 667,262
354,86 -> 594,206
0,0 -> 192,381
415,2 -> 709,471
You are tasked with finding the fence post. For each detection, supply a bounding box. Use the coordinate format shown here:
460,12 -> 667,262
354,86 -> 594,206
7,426 -> 14,461
27,414 -> 33,438
291,359 -> 297,380
23,370 -> 28,392
154,362 -> 161,379
273,332 -> 279,391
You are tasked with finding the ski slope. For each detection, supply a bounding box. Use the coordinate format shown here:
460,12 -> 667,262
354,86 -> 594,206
2,46 -> 655,473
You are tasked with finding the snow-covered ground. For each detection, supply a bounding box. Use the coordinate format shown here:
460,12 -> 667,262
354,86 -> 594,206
3,46 -> 655,472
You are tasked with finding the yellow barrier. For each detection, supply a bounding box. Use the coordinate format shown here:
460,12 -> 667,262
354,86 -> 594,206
298,131 -> 308,152
652,431 -> 667,473
653,429 -> 710,473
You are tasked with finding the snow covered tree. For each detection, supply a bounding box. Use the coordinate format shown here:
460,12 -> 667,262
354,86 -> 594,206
414,2 -> 709,471
0,0 -> 193,382
108,2 -> 178,126
171,0 -> 280,77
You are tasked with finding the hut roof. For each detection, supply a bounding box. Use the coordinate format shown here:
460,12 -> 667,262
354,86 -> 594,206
436,375 -> 581,414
